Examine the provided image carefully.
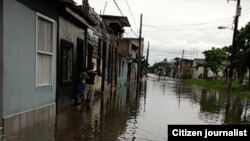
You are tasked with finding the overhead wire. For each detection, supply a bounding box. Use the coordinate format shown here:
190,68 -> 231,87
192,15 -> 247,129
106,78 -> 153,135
113,0 -> 124,16
107,0 -> 250,59
113,0 -> 138,37
125,0 -> 139,31
142,16 -> 235,31
188,18 -> 234,43
146,17 -> 235,59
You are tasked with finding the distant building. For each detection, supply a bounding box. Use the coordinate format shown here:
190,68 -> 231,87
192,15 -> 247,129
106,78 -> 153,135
192,58 -> 226,79
173,58 -> 193,79
192,58 -> 205,78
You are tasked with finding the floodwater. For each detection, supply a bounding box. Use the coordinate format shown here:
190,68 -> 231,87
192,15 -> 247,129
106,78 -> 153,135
2,74 -> 250,141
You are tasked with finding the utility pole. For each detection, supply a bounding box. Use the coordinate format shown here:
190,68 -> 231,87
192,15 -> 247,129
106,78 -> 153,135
164,58 -> 167,77
179,50 -> 184,79
146,41 -> 149,65
137,14 -> 143,93
227,0 -> 241,91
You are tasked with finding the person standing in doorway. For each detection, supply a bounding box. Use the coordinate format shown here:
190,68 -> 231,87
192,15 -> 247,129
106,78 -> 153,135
81,62 -> 101,105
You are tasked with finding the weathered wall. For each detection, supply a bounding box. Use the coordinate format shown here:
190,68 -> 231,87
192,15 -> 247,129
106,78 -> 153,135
119,58 -> 128,85
59,17 -> 85,44
57,16 -> 85,109
2,0 -> 57,118
118,40 -> 131,56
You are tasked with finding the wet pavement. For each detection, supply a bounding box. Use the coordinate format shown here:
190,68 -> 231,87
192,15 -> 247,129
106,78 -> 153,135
2,73 -> 250,141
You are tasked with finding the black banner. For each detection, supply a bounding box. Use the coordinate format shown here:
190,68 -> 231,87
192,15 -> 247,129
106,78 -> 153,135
168,125 -> 250,141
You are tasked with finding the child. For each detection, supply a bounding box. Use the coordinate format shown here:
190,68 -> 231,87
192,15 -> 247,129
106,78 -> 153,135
77,70 -> 88,104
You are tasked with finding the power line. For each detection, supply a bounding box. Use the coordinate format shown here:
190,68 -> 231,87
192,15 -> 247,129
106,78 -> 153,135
130,29 -> 138,37
125,29 -> 138,37
125,0 -> 139,30
142,18 -> 233,33
142,17 -> 234,30
113,0 -> 138,37
113,0 -> 124,16
142,26 -> 217,32
102,1 -> 108,15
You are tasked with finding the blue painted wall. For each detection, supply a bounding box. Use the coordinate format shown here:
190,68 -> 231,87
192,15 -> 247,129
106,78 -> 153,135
119,58 -> 128,85
2,0 -> 57,118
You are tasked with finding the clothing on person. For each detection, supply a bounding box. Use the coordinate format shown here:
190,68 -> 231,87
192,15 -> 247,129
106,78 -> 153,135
77,71 -> 88,103
82,84 -> 94,101
82,62 -> 101,103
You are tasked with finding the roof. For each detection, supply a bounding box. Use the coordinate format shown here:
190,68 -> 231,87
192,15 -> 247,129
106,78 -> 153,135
59,0 -> 97,26
56,0 -> 75,4
100,15 -> 130,27
174,57 -> 193,62
123,38 -> 144,47
193,58 -> 205,64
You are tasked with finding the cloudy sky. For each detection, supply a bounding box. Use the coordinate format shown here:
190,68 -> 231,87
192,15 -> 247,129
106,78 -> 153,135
74,0 -> 250,65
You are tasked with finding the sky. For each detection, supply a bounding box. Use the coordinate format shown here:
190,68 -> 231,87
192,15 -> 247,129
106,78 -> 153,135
74,0 -> 250,66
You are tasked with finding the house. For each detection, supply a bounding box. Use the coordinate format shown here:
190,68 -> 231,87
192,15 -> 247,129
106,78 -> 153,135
0,0 -> 67,135
56,0 -> 97,111
132,38 -> 144,78
85,7 -> 103,95
192,58 -> 226,79
124,38 -> 143,84
100,15 -> 130,91
192,58 -> 205,78
173,58 -> 193,79
117,39 -> 132,85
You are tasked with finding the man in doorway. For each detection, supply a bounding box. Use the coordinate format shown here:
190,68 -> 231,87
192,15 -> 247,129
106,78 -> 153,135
82,62 -> 101,104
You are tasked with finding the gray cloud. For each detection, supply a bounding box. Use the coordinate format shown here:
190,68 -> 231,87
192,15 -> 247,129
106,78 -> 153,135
75,0 -> 250,65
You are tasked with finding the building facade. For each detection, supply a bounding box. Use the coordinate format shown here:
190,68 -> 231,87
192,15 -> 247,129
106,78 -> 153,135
0,0 -> 143,135
0,0 -> 62,134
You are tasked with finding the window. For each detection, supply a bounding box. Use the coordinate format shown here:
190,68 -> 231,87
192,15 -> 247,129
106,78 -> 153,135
61,39 -> 73,82
36,13 -> 55,87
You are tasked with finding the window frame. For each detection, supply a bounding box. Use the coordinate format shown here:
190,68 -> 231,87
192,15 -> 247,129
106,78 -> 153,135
35,12 -> 56,88
61,39 -> 74,83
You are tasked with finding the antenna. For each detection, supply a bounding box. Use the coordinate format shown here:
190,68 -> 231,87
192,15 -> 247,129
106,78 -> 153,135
103,1 -> 108,15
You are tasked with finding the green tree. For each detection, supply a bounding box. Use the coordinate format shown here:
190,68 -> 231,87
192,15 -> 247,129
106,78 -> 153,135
203,47 -> 228,77
234,22 -> 250,84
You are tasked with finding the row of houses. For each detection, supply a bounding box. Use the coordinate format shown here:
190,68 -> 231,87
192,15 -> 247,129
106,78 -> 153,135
171,58 -> 224,79
0,0 -> 144,135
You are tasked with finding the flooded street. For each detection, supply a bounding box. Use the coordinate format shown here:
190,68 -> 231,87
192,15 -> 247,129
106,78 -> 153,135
3,74 -> 250,141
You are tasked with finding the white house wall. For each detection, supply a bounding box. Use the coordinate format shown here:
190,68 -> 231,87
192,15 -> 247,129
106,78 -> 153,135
193,67 -> 204,78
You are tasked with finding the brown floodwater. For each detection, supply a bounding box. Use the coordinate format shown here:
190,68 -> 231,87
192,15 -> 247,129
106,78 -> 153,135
2,74 -> 250,141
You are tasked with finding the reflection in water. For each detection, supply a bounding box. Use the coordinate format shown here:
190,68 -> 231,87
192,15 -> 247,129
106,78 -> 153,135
191,87 -> 250,124
3,74 -> 250,141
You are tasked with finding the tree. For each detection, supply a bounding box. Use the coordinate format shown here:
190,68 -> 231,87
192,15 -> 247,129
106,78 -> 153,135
234,22 -> 250,84
203,47 -> 228,78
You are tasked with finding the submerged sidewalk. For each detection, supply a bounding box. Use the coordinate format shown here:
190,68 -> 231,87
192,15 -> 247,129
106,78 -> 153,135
0,85 -> 137,141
